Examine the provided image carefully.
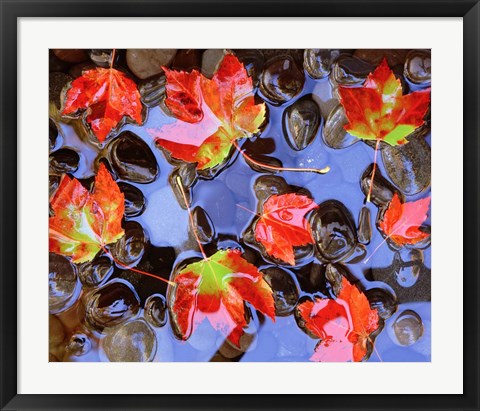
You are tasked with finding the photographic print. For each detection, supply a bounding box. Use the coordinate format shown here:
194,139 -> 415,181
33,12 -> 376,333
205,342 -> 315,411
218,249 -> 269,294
48,48 -> 431,363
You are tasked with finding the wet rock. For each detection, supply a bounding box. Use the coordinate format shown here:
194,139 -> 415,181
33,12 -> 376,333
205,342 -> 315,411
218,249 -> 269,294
49,148 -> 80,175
49,119 -> 59,151
118,182 -> 146,218
169,163 -> 197,210
393,310 -> 424,346
404,50 -> 431,87
218,323 -> 257,358
381,136 -> 431,196
283,95 -> 321,151
126,49 -> 177,79
144,294 -> 168,327
361,164 -> 404,207
303,49 -> 341,79
253,175 -> 289,203
107,131 -> 159,184
322,104 -> 359,149
68,62 -> 95,79
103,319 -> 157,362
88,49 -> 115,68
53,49 -> 89,63
354,49 -> 408,67
331,55 -> 374,86
49,353 -> 60,362
261,49 -> 303,66
357,206 -> 372,245
49,315 -> 65,348
364,287 -> 398,320
201,49 -> 228,78
310,200 -> 358,262
78,255 -> 115,287
85,279 -> 140,330
172,49 -> 202,71
262,267 -> 300,316
49,175 -> 60,199
260,55 -> 305,104
66,333 -> 92,356
49,72 -> 73,108
138,74 -> 166,108
296,262 -> 324,294
147,246 -> 176,271
110,221 -> 147,268
49,50 -> 69,72
242,137 -> 279,171
325,263 -> 346,298
233,49 -> 265,85
192,206 -> 215,243
49,253 -> 81,314
394,249 -> 424,288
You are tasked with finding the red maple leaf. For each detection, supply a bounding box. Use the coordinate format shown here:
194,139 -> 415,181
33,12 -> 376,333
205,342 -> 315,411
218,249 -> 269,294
338,58 -> 430,146
150,54 -> 266,169
49,163 -> 125,263
379,193 -> 430,246
297,277 -> 380,362
170,249 -> 275,347
163,69 -> 203,123
62,67 -> 143,142
254,193 -> 318,266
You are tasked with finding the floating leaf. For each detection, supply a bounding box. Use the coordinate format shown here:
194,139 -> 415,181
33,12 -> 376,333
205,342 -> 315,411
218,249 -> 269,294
297,277 -> 379,362
49,163 -> 125,263
163,69 -> 203,123
379,193 -> 430,246
62,67 -> 143,142
170,249 -> 274,347
151,54 -> 266,169
338,58 -> 430,146
255,193 -> 317,265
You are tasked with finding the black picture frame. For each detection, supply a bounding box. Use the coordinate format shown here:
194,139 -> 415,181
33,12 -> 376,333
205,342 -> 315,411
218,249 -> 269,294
1,1 -> 479,410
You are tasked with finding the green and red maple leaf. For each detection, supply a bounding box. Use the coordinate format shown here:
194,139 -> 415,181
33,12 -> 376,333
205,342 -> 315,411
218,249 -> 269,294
254,193 -> 318,265
297,277 -> 380,362
49,163 -> 125,263
170,249 -> 275,347
62,67 -> 143,142
338,58 -> 430,146
150,54 -> 266,169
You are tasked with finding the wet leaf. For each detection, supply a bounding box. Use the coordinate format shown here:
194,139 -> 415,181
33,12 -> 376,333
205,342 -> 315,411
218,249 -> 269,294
338,58 -> 430,146
170,249 -> 274,347
62,67 -> 143,142
379,193 -> 430,246
163,69 -> 203,123
297,277 -> 379,362
49,163 -> 125,263
255,193 -> 318,265
151,54 -> 266,169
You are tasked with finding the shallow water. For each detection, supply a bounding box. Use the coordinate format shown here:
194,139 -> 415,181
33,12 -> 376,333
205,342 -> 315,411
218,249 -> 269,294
49,49 -> 431,362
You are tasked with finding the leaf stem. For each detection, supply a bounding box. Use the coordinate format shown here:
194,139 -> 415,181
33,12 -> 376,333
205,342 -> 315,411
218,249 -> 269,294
100,245 -> 176,287
367,139 -> 380,203
232,140 -> 330,174
363,222 -> 407,264
110,48 -> 116,69
236,203 -> 261,218
176,176 -> 208,260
